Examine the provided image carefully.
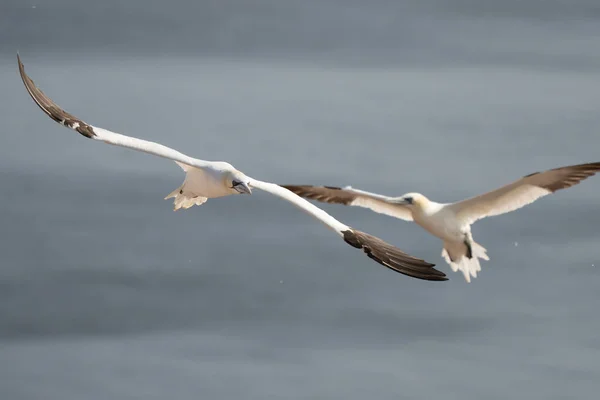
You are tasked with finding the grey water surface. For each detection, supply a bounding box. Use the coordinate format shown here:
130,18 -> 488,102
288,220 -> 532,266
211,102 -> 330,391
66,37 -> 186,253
1,1 -> 600,399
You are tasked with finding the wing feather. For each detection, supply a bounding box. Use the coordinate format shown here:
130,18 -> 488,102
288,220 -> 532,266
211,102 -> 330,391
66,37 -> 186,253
17,54 -> 211,170
450,162 -> 600,225
282,185 -> 413,221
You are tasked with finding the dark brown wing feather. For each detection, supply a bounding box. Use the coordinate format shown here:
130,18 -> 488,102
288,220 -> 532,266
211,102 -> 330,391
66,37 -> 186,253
283,185 -> 358,205
528,162 -> 600,192
17,54 -> 96,138
342,229 -> 448,281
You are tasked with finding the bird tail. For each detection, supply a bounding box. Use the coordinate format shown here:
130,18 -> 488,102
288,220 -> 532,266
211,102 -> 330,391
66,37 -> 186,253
164,187 -> 207,211
441,240 -> 489,283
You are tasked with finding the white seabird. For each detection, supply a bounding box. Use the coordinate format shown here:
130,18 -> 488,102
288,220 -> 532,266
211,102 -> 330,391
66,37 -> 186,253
16,55 -> 447,282
284,162 -> 600,282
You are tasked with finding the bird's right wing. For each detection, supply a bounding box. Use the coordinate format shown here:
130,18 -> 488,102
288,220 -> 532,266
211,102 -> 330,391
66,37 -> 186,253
17,54 -> 212,170
252,181 -> 446,281
449,162 -> 600,226
282,185 -> 413,221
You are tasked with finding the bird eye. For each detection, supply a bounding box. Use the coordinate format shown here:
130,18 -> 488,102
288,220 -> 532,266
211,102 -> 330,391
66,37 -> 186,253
405,197 -> 413,204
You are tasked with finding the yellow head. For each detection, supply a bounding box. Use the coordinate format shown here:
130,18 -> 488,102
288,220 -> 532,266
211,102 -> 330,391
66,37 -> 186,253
394,192 -> 430,210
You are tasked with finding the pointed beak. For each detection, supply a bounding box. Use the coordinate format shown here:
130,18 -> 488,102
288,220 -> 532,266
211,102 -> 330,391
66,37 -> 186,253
233,181 -> 252,195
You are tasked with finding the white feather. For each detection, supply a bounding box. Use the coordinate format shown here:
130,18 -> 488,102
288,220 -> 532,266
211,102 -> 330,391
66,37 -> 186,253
344,187 -> 413,221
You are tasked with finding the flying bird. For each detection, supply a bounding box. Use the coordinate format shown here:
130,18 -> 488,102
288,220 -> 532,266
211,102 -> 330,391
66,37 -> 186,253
16,54 -> 447,282
284,162 -> 600,282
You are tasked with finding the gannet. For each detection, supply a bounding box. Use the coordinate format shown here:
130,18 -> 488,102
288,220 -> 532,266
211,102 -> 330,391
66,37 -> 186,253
284,162 -> 600,282
16,55 -> 447,281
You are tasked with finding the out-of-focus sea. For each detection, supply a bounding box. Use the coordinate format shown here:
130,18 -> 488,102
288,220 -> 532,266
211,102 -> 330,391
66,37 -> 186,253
1,1 -> 600,398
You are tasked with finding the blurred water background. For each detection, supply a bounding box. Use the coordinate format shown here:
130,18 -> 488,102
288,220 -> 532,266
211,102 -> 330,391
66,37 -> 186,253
1,1 -> 600,399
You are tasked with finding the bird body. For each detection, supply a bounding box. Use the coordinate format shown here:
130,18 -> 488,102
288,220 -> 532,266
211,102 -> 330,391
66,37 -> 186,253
407,198 -> 455,239
164,161 -> 245,210
392,194 -> 489,282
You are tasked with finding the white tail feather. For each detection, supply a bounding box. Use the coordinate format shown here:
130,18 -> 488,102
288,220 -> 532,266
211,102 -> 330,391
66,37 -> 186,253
164,161 -> 211,210
441,241 -> 489,283
164,187 -> 207,211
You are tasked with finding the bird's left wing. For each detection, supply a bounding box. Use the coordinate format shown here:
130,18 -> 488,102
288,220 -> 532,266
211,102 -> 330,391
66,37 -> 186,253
282,185 -> 413,221
449,162 -> 600,226
17,54 -> 211,169
250,180 -> 447,281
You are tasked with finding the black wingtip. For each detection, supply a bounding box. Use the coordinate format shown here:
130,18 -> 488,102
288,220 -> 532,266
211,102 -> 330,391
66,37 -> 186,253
342,229 -> 448,282
17,52 -> 24,73
17,54 -> 97,139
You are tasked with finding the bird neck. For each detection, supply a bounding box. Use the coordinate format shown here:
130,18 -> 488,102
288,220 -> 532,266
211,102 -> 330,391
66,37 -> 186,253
415,199 -> 443,216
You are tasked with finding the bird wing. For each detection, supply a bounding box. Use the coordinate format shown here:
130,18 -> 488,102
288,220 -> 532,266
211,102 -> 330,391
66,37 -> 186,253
18,54 -> 213,170
251,180 -> 445,280
282,185 -> 413,221
18,54 -> 446,282
449,163 -> 600,226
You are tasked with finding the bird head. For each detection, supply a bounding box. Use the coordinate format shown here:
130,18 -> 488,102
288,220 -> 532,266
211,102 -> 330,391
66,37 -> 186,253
394,192 -> 429,210
227,170 -> 252,195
